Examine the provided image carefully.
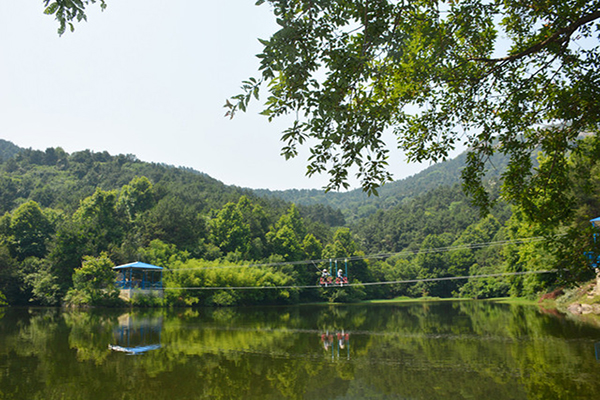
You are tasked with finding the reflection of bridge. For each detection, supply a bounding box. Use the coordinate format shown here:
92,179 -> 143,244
321,330 -> 350,361
109,313 -> 163,355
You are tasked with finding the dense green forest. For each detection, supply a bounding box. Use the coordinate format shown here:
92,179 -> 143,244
0,141 -> 343,306
255,151 -> 512,223
0,138 -> 599,307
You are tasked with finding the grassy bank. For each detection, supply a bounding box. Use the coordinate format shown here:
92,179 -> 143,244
361,296 -> 538,305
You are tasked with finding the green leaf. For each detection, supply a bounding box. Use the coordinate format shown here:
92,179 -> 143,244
44,2 -> 59,15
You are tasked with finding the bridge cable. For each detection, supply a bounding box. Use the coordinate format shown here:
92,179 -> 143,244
164,269 -> 559,291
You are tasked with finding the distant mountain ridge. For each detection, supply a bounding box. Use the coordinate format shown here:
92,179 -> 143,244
254,151 -> 510,222
0,138 -> 508,223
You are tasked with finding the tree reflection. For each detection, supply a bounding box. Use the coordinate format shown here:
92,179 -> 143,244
1,304 -> 600,399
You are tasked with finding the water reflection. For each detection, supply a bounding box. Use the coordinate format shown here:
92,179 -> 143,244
2,303 -> 600,399
320,330 -> 350,361
109,313 -> 162,355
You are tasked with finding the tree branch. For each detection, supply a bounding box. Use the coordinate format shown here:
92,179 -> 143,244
472,9 -> 600,64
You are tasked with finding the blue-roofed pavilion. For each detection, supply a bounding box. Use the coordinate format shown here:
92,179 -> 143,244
114,262 -> 164,300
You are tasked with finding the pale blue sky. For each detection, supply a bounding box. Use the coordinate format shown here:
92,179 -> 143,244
0,1 -> 434,190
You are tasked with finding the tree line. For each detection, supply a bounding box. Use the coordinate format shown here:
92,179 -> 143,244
1,135 -> 600,307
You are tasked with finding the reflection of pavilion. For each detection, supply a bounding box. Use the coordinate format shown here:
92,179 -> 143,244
109,313 -> 163,355
114,262 -> 163,301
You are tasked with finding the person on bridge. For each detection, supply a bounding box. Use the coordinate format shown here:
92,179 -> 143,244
321,269 -> 330,286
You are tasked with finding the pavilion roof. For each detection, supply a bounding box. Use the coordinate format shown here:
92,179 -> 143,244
113,261 -> 163,271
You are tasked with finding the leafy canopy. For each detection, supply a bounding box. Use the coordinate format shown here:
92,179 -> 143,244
43,0 -> 106,35
226,0 -> 600,222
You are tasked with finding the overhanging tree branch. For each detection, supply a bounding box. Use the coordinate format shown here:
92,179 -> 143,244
472,10 -> 600,64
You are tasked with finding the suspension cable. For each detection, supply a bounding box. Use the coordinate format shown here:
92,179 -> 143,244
164,269 -> 559,291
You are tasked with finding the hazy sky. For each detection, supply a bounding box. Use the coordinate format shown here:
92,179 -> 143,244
0,1 -> 438,190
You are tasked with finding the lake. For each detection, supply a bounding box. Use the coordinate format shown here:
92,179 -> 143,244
1,301 -> 600,399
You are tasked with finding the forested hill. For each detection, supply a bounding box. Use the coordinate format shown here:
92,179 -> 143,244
0,139 -> 21,162
0,140 -> 344,229
0,138 -> 504,225
0,143 -> 249,215
254,151 -> 510,222
0,141 -> 315,213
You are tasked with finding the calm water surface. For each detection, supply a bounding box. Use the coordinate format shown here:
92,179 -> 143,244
1,302 -> 600,399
